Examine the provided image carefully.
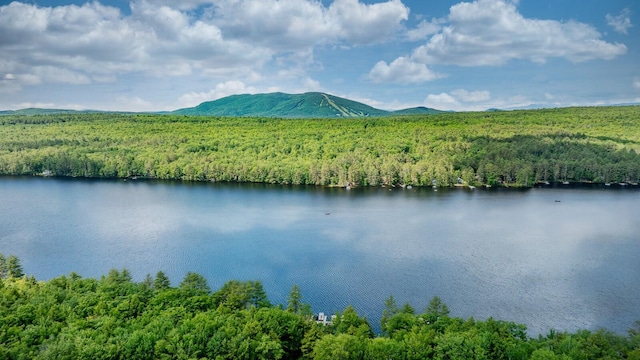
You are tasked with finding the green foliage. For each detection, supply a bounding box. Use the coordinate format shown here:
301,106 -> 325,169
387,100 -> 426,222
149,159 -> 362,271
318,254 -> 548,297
425,296 -> 450,323
333,305 -> 374,338
287,284 -> 303,314
152,271 -> 171,290
0,254 -> 23,278
380,295 -> 398,335
1,106 -> 639,187
0,253 -> 638,359
179,271 -> 210,294
212,280 -> 271,310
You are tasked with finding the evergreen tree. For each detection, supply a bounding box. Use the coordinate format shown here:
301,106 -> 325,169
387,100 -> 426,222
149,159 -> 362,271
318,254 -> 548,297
380,295 -> 399,335
179,272 -> 210,293
6,255 -> 23,278
0,253 -> 6,278
287,284 -> 303,314
248,280 -> 271,308
401,302 -> 415,315
424,296 -> 450,323
142,273 -> 153,289
153,271 -> 171,290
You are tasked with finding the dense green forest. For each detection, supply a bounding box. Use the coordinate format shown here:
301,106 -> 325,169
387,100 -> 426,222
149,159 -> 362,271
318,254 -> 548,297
1,106 -> 640,187
1,254 -> 639,359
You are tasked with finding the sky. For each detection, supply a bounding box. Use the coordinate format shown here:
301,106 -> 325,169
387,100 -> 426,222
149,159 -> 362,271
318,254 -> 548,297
0,0 -> 638,112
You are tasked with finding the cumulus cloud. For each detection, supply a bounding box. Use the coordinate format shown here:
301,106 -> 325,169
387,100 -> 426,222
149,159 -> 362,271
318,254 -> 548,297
634,78 -> 640,90
405,18 -> 443,41
606,8 -> 632,34
369,0 -> 627,84
451,89 -> 490,102
416,0 -> 627,66
424,90 -> 492,111
424,92 -> 460,110
368,57 -> 442,83
422,89 -> 534,111
0,0 -> 408,92
178,80 -> 257,107
212,0 -> 409,48
326,0 -> 409,44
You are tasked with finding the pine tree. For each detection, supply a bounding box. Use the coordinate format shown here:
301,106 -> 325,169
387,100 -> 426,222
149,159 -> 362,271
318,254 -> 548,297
153,271 -> 171,290
6,255 -> 23,278
0,253 -> 6,278
287,284 -> 303,314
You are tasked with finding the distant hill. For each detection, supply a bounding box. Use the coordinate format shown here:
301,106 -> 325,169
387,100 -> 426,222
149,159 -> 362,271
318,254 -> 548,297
0,108 -> 86,115
173,92 -> 442,118
390,106 -> 444,115
0,108 -> 124,116
0,93 -> 444,117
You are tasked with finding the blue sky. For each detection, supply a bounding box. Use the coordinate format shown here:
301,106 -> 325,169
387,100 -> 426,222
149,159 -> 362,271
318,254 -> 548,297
0,0 -> 638,111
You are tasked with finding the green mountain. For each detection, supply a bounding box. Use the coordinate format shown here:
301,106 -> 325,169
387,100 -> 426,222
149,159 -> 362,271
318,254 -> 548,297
390,106 -> 444,115
173,92 -> 442,117
0,93 -> 443,117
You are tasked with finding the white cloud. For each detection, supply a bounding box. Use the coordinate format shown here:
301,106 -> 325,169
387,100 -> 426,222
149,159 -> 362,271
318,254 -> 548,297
405,18 -> 442,41
451,89 -> 490,102
326,0 -> 409,44
139,0 -> 213,11
424,93 -> 460,110
422,89 -> 536,111
416,0 -> 627,66
212,0 -> 409,48
369,0 -> 628,82
178,80 -> 257,107
13,102 -> 56,109
114,96 -> 156,112
606,8 -> 632,35
302,77 -> 321,91
0,0 -> 409,95
368,56 -> 442,84
633,78 -> 640,90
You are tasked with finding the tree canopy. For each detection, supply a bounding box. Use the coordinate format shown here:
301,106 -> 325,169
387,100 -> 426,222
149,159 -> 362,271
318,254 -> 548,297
1,255 -> 638,359
1,106 -> 639,188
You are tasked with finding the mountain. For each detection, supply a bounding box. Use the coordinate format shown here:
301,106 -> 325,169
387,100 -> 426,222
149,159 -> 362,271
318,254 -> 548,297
0,92 -> 444,117
173,92 -> 443,118
390,106 -> 444,115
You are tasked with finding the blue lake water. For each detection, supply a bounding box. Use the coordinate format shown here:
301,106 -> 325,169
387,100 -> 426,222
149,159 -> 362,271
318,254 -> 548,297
1,176 -> 639,335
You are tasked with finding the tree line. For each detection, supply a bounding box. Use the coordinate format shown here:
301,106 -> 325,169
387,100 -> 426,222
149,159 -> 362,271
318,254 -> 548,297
1,254 -> 639,359
1,106 -> 640,187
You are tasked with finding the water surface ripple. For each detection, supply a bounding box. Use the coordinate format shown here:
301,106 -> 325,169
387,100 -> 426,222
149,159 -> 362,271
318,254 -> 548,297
1,177 -> 639,335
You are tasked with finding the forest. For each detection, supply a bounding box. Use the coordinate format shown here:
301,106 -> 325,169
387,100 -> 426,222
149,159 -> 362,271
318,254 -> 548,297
1,253 -> 639,359
1,106 -> 640,187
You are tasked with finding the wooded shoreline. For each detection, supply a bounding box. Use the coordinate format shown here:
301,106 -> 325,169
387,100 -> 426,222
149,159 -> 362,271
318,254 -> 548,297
2,106 -> 639,188
1,254 -> 639,359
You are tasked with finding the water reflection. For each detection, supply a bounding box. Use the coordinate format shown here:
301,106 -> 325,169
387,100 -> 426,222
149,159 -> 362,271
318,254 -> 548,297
0,177 -> 639,335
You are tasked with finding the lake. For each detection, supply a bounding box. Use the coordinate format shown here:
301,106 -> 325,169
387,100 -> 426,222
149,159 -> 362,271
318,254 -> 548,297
1,176 -> 639,335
